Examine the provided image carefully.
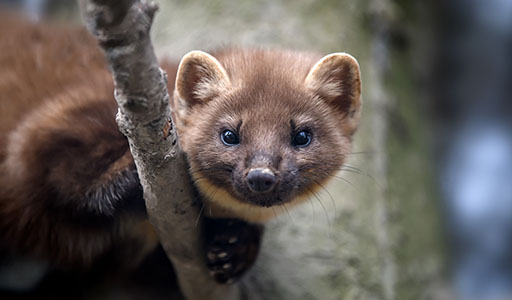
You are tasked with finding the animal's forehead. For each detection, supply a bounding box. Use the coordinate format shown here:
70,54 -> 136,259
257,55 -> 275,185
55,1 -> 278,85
217,49 -> 320,84
220,85 -> 318,125
213,49 -> 324,117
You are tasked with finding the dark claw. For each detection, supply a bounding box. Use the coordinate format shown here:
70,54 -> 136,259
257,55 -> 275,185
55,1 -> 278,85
203,218 -> 263,284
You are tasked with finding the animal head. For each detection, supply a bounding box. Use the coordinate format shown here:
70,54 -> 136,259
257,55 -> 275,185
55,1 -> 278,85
173,49 -> 361,222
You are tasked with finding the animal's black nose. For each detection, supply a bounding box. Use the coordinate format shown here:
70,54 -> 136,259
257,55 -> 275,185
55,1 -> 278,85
246,168 -> 276,193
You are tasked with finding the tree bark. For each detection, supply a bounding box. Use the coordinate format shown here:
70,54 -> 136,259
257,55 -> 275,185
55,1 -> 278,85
78,1 -> 239,299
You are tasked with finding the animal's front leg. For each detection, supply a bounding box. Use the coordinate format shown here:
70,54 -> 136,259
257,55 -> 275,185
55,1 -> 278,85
203,217 -> 264,284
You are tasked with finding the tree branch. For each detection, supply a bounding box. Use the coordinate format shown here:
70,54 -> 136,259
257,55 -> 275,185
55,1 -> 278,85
78,1 -> 239,299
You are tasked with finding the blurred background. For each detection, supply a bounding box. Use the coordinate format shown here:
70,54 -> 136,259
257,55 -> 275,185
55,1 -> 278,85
1,0 -> 512,299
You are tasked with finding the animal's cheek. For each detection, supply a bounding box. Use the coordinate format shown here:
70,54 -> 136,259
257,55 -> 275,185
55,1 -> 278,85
272,157 -> 296,185
229,165 -> 250,192
231,161 -> 248,186
288,147 -> 320,169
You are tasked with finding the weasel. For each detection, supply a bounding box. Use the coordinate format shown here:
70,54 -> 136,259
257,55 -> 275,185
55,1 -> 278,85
0,15 -> 362,283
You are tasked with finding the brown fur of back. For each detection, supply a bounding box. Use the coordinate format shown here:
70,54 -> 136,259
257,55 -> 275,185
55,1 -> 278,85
0,15 -> 167,267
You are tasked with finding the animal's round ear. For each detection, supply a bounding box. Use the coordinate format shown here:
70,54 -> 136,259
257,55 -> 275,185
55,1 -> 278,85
175,50 -> 231,111
305,53 -> 362,134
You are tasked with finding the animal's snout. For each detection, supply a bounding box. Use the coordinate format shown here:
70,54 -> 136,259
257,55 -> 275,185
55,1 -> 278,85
246,168 -> 276,193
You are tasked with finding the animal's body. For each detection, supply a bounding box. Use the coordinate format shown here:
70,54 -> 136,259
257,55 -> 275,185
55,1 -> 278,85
0,15 -> 361,282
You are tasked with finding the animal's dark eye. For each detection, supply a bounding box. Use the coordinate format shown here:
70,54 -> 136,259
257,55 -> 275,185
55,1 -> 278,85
221,129 -> 240,146
292,130 -> 312,147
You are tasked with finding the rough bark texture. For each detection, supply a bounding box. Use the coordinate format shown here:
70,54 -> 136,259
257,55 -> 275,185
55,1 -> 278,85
78,1 -> 239,299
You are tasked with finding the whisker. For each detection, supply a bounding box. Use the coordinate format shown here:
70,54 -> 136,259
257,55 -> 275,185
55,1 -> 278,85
312,180 -> 336,222
318,180 -> 336,208
202,183 -> 221,218
338,166 -> 382,189
271,205 -> 278,223
341,164 -> 363,173
195,201 -> 207,227
344,150 -> 376,156
308,192 -> 316,222
338,168 -> 362,176
282,203 -> 294,224
313,185 -> 336,238
188,178 -> 216,227
306,186 -> 331,227
331,174 -> 355,187
307,189 -> 329,224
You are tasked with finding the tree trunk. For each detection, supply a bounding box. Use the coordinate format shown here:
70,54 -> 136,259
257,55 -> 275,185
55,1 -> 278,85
79,1 -> 239,299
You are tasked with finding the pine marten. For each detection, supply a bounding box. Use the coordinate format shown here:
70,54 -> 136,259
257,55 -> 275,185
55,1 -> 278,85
0,15 -> 361,283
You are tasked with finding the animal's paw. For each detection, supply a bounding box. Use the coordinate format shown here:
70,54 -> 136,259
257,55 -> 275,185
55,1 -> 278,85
203,218 -> 263,284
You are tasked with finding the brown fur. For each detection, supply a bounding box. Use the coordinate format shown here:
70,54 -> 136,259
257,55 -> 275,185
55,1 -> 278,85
0,15 -> 160,267
0,15 -> 361,266
174,49 -> 361,222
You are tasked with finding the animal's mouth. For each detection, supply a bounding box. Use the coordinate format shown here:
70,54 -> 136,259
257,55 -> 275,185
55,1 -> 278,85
232,188 -> 292,207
